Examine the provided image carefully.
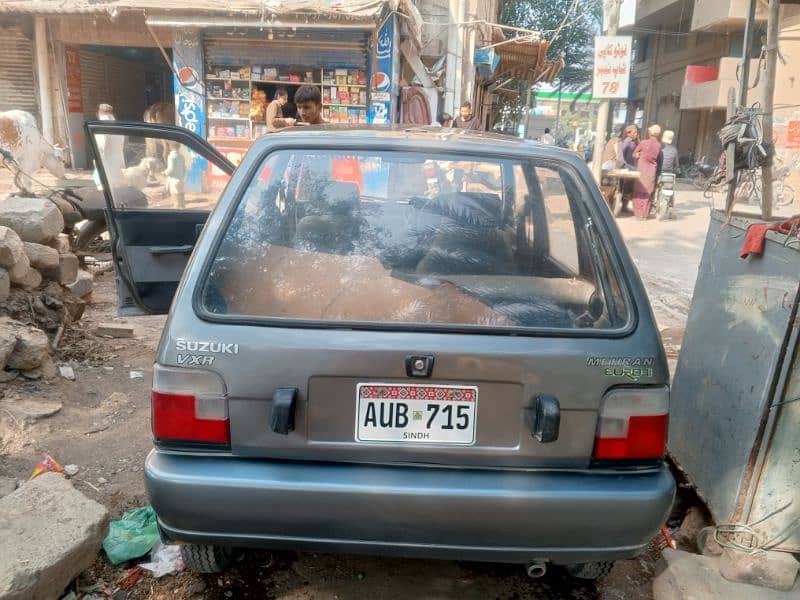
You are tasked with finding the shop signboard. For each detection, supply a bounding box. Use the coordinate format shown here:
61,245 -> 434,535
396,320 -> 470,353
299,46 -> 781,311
173,29 -> 206,192
592,36 -> 632,99
369,15 -> 397,125
65,46 -> 83,113
786,119 -> 800,150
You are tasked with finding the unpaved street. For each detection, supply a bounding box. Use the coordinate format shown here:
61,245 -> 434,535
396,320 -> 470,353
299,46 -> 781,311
1,182 -> 714,599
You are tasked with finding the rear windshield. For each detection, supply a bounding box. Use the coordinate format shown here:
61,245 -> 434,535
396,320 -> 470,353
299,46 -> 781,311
200,149 -> 629,331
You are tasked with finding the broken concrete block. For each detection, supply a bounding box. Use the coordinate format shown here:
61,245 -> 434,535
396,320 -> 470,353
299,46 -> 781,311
1,398 -> 62,422
41,252 -> 78,285
13,267 -> 41,291
0,268 -> 8,303
5,322 -> 49,371
8,252 -> 29,284
653,548 -> 799,600
95,323 -> 134,339
0,226 -> 24,269
66,269 -> 93,298
720,548 -> 799,592
0,477 -> 17,499
0,196 -> 65,243
23,241 -> 59,270
0,472 -> 109,600
0,320 -> 14,372
46,233 -> 71,255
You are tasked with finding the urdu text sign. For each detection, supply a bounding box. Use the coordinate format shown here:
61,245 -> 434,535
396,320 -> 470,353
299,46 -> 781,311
593,36 -> 632,99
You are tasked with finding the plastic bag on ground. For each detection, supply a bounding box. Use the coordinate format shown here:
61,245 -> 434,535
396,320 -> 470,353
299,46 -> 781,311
139,540 -> 185,577
102,506 -> 160,565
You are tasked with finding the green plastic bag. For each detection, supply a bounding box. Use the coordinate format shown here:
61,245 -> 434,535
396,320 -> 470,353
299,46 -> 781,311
102,506 -> 160,565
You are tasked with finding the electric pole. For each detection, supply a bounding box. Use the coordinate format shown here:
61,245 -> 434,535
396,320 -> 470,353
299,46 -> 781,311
591,0 -> 621,182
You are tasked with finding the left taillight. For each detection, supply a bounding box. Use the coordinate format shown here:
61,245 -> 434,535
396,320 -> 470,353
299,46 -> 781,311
151,363 -> 230,447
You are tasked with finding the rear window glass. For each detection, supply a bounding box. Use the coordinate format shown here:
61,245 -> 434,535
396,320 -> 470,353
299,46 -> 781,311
200,150 -> 629,331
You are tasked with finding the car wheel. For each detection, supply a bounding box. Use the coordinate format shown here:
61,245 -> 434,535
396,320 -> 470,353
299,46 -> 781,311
565,561 -> 615,580
180,544 -> 232,573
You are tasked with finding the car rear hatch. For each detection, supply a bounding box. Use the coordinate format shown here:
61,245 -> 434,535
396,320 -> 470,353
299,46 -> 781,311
153,143 -> 669,470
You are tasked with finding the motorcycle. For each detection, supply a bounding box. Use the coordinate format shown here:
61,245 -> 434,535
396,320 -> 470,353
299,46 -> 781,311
690,156 -> 718,189
654,173 -> 676,220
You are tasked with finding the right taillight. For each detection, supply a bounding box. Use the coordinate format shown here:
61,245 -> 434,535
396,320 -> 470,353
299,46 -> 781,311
151,363 -> 230,448
593,387 -> 669,461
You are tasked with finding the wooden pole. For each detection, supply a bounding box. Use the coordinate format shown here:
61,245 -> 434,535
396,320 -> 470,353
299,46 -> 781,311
761,0 -> 780,220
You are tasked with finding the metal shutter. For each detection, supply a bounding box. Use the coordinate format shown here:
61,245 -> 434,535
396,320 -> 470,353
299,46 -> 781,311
80,49 -> 108,123
204,29 -> 370,70
0,19 -> 38,116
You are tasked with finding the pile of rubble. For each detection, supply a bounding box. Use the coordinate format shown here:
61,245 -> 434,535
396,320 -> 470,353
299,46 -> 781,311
0,195 -> 94,380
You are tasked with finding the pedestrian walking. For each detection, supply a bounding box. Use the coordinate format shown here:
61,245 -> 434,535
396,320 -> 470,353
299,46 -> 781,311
632,124 -> 663,219
660,130 -> 678,173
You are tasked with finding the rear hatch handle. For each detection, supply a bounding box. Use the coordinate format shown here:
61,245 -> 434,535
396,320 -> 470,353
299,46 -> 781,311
270,387 -> 298,435
524,395 -> 561,443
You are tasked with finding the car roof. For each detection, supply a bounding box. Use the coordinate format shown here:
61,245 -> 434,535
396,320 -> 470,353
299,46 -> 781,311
255,124 -> 580,161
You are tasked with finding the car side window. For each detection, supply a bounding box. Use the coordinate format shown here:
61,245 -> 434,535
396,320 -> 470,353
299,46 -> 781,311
93,133 -> 230,211
536,167 -> 581,274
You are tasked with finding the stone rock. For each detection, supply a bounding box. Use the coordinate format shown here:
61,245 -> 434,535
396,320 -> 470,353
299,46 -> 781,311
0,472 -> 109,600
27,356 -> 58,381
66,269 -> 93,299
0,226 -> 24,269
5,322 -> 49,371
0,322 -> 16,371
720,548 -> 799,592
0,477 -> 17,499
0,196 -> 65,243
654,548 -> 799,600
64,465 -> 79,477
0,370 -> 17,383
0,268 -> 8,303
8,252 -> 29,284
41,253 -> 78,285
13,267 -> 41,291
1,398 -> 62,422
46,233 -> 71,255
59,365 -> 75,381
678,507 -> 709,547
22,241 -> 59,270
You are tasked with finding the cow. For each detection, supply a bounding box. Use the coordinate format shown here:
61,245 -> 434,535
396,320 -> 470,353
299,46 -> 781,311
143,102 -> 175,167
0,110 -> 66,193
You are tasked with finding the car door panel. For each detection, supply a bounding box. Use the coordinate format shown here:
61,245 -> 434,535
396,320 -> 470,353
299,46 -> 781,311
85,122 -> 234,315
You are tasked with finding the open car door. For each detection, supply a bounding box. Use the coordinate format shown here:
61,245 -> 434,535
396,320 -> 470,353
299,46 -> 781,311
86,122 -> 235,316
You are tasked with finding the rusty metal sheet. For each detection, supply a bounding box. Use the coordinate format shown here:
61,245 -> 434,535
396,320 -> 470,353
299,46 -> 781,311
671,210 -> 800,552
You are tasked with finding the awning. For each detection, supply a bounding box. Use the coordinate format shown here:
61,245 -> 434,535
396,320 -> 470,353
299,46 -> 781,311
484,27 -> 564,87
0,0 -> 395,21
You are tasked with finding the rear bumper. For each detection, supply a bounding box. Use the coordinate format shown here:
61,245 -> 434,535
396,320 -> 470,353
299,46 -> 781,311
145,451 -> 675,564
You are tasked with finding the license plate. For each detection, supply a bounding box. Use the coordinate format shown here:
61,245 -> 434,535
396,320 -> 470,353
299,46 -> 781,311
356,383 -> 477,444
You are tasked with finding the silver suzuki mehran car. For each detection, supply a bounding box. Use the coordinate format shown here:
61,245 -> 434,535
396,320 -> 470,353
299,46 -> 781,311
87,122 -> 674,579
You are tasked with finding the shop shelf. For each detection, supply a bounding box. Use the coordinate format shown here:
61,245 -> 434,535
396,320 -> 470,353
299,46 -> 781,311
207,77 -> 250,82
207,97 -> 250,101
252,80 -> 321,86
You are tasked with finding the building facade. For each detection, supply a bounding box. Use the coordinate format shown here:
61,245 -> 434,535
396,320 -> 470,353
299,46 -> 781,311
622,0 -> 800,166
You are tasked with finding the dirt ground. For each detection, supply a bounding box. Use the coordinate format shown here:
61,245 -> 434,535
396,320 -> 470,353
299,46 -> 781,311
0,172 -> 721,599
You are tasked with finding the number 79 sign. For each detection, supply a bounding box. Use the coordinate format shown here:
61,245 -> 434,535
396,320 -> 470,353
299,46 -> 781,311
593,36 -> 632,99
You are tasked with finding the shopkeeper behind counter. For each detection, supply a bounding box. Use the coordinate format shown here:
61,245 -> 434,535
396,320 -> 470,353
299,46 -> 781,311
266,88 -> 296,132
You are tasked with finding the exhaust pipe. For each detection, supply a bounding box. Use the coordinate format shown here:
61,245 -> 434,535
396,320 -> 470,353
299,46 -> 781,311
526,560 -> 547,578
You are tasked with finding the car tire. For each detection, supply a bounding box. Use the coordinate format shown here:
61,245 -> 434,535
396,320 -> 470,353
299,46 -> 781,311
565,561 -> 615,580
180,544 -> 232,573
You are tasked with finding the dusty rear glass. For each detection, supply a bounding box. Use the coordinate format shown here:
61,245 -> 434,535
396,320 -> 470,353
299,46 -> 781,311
200,149 -> 629,331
